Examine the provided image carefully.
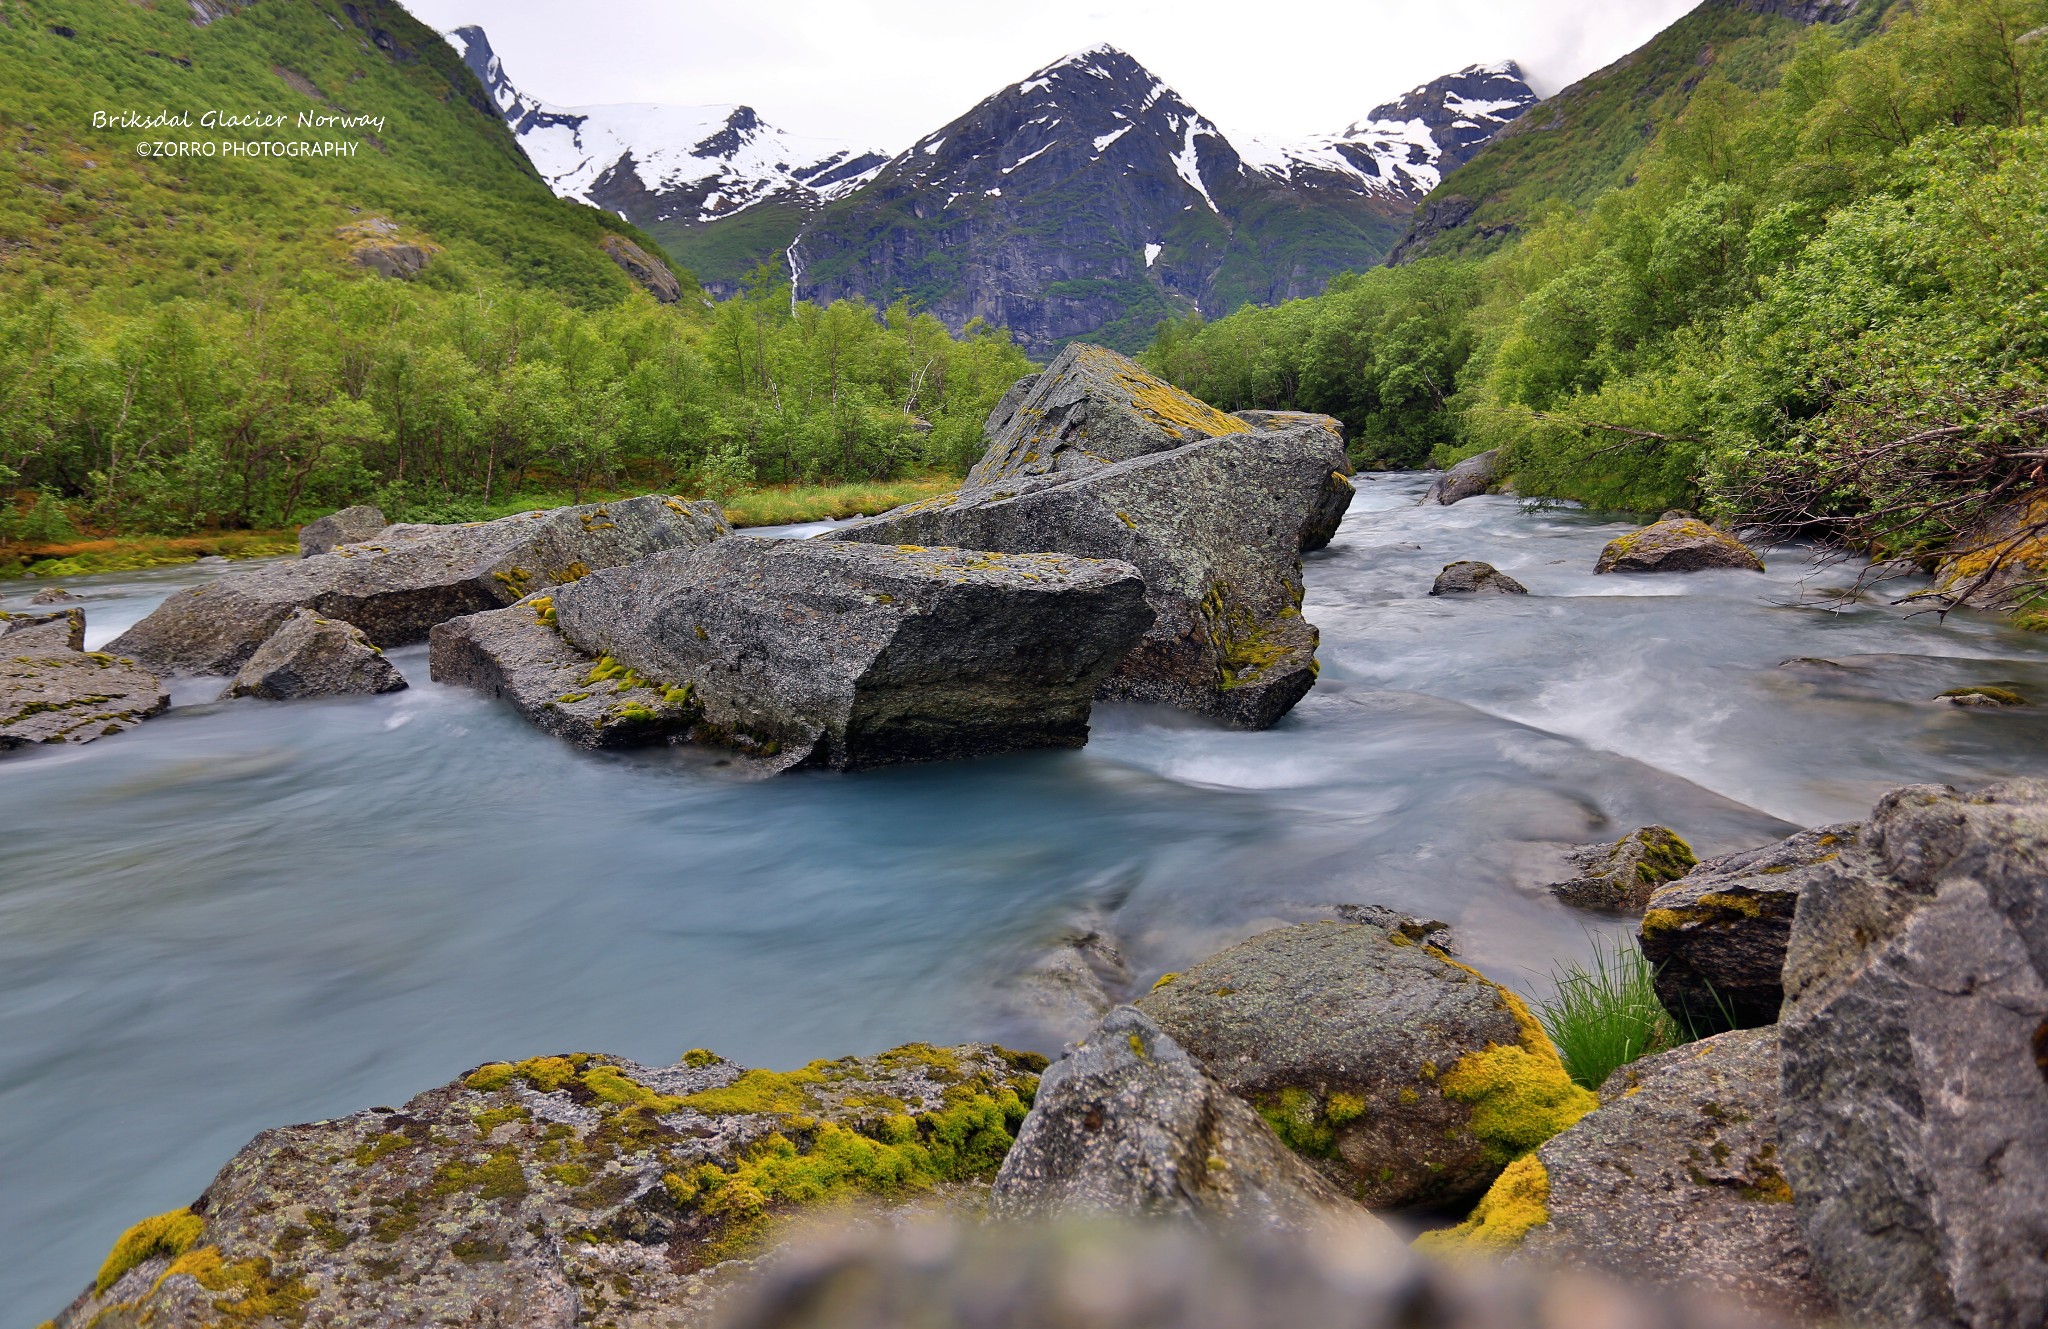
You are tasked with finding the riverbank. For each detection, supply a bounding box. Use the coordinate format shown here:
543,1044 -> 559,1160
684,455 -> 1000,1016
0,478 -> 960,579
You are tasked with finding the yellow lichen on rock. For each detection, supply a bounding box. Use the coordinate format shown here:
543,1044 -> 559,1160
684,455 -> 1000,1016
1415,1155 -> 1552,1255
95,1208 -> 206,1293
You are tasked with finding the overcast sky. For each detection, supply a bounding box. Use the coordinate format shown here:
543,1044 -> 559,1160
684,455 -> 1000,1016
405,0 -> 1705,149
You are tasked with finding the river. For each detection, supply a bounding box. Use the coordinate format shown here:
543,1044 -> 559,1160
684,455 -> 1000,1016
5,474 -> 2046,1318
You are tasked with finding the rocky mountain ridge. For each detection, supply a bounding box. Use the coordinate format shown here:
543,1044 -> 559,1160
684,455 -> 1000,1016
453,29 -> 1534,346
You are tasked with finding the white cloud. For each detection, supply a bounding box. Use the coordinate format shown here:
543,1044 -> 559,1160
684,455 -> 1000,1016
407,0 -> 1705,151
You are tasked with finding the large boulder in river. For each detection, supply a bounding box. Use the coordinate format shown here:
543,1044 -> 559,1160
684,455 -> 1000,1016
1639,822 -> 1856,1029
551,538 -> 1154,771
1595,517 -> 1764,574
992,1006 -> 1361,1228
1779,780 -> 2048,1328
1547,824 -> 1697,913
1136,922 -> 1594,1208
1,612 -> 167,751
430,594 -> 699,749
1431,561 -> 1528,597
49,1042 -> 1043,1329
1234,409 -> 1356,552
220,608 -> 407,701
825,350 -> 1350,730
1425,1027 -> 1830,1322
1423,449 -> 1499,505
109,496 -> 730,676
297,504 -> 387,557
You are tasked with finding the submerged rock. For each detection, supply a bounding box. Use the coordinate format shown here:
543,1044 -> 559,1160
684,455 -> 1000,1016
109,496 -> 730,676
1,606 -> 86,652
1422,449 -> 1498,505
29,585 -> 79,604
1426,1028 -> 1830,1322
50,1043 -> 1044,1329
1136,921 -> 1594,1208
712,1212 -> 1770,1329
1939,685 -> 2029,707
297,504 -> 388,557
1780,780 -> 2048,1328
992,1006 -> 1360,1228
1008,919 -> 1133,1041
1547,825 -> 1697,913
1595,518 -> 1764,574
1639,823 -> 1856,1029
0,633 -> 167,752
430,594 -> 699,750
220,609 -> 407,701
825,350 -> 1350,730
551,538 -> 1154,771
1430,561 -> 1528,596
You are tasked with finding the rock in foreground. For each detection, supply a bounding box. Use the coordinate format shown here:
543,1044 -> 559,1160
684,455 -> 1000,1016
297,504 -> 388,557
1431,561 -> 1528,596
430,595 -> 700,749
1,613 -> 167,751
827,349 -> 1350,730
220,609 -> 407,701
993,1006 -> 1360,1228
553,539 -> 1154,771
1639,823 -> 1855,1029
1547,825 -> 1696,913
52,1043 -> 1044,1329
711,1213 -> 1778,1329
1595,518 -> 1764,574
1780,780 -> 2048,1329
1136,922 -> 1594,1208
110,496 -> 729,676
1427,1028 -> 1830,1322
1423,450 -> 1499,505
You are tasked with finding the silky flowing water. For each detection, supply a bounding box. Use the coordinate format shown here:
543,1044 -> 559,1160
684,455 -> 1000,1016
6,474 -> 2048,1319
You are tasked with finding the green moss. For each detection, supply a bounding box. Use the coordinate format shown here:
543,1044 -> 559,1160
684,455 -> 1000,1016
1257,1086 -> 1342,1157
1433,963 -> 1597,1166
152,1246 -> 312,1325
1414,1155 -> 1551,1254
609,702 -> 659,724
679,1066 -> 828,1116
682,1048 -> 720,1069
96,1208 -> 205,1293
544,1163 -> 591,1187
1940,686 -> 2029,706
464,1062 -> 516,1091
352,1133 -> 412,1167
1633,827 -> 1698,884
472,1105 -> 530,1136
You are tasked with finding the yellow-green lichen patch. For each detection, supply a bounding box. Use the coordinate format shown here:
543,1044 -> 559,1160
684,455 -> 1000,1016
152,1246 -> 312,1325
1150,972 -> 1180,991
1432,962 -> 1596,1166
530,595 -> 557,627
353,1133 -> 413,1167
96,1208 -> 206,1293
1414,1155 -> 1551,1255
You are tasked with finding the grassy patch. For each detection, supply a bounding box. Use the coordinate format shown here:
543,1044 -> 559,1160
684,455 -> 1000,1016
722,478 -> 956,528
1533,933 -> 1684,1091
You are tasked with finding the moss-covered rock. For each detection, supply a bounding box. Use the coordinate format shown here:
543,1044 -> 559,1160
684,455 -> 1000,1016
0,622 -> 168,753
1594,517 -> 1765,574
1426,1027 -> 1831,1322
1,607 -> 86,652
1638,821 -> 1855,1029
48,1043 -> 1043,1329
1547,825 -> 1697,913
1135,921 -> 1592,1208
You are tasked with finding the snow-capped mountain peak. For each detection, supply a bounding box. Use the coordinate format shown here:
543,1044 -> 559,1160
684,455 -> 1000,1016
448,25 -> 886,227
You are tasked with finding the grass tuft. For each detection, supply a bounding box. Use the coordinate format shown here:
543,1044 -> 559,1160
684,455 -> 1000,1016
1533,933 -> 1683,1091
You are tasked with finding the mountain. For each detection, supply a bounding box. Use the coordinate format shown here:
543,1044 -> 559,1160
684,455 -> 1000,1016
1385,0 -> 1896,263
450,26 -> 887,295
1,0 -> 677,310
790,46 -> 1536,353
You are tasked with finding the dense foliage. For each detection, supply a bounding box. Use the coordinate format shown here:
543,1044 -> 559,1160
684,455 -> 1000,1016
0,1 -> 1032,538
1147,0 -> 2048,569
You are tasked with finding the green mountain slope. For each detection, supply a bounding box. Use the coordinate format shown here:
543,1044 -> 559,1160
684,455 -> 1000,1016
1387,0 -> 1895,263
0,0 -> 669,310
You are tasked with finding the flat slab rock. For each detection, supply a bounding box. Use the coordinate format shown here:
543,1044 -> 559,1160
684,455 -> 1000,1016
2,609 -> 167,751
1439,1027 -> 1831,1322
429,595 -> 699,750
51,1043 -> 1045,1329
1136,921 -> 1593,1208
1640,822 -> 1857,1029
1595,518 -> 1765,574
109,496 -> 729,676
826,352 -> 1350,730
992,1006 -> 1363,1229
1780,779 -> 2048,1329
221,608 -> 407,700
551,538 -> 1154,771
